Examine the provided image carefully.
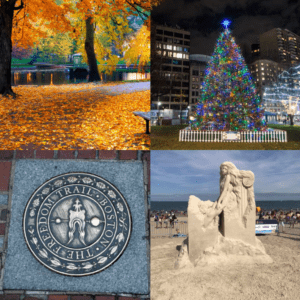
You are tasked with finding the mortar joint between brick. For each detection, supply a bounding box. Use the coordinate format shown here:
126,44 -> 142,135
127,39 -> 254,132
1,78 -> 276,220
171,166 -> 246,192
137,151 -> 142,160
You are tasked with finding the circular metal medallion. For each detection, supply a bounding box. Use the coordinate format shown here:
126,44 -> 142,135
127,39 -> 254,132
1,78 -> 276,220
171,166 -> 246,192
23,172 -> 132,276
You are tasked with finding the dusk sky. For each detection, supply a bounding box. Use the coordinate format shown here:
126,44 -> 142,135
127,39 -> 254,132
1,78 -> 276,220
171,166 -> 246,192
151,151 -> 300,200
152,0 -> 300,59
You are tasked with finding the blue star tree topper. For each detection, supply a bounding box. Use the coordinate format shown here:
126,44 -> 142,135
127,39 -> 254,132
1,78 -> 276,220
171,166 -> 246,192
221,19 -> 231,29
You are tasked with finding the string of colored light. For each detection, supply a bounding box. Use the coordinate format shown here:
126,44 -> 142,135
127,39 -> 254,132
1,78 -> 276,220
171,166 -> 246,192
264,65 -> 300,111
191,27 -> 266,131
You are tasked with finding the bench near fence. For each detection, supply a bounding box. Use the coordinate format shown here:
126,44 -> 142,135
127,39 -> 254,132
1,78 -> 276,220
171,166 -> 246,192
179,129 -> 287,143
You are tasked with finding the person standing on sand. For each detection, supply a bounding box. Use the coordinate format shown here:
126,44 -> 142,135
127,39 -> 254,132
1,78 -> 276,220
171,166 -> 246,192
158,215 -> 162,228
170,213 -> 177,228
163,214 -> 168,228
154,214 -> 159,228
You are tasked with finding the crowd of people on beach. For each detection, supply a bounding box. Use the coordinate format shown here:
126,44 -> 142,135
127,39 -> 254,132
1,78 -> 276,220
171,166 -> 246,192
153,212 -> 179,228
151,208 -> 300,223
258,209 -> 300,228
150,208 -> 300,232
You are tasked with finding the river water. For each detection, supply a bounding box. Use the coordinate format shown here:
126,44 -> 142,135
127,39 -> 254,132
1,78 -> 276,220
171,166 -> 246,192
11,69 -> 85,86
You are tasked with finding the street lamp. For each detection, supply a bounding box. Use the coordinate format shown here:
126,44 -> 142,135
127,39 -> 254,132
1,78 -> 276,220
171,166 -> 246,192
157,101 -> 162,126
187,106 -> 190,125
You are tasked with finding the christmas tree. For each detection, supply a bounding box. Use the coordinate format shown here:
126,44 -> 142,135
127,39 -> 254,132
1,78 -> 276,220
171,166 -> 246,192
191,20 -> 266,131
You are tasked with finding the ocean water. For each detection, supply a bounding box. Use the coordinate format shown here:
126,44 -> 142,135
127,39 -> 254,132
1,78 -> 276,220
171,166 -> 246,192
150,200 -> 300,212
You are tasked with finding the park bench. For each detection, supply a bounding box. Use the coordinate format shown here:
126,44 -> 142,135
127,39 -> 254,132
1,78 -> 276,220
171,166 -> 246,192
133,111 -> 150,134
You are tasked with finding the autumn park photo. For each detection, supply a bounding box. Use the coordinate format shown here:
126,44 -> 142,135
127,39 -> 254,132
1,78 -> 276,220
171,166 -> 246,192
0,0 -> 158,149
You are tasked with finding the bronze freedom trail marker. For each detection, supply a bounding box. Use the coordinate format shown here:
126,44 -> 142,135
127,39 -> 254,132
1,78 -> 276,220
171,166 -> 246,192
23,172 -> 132,276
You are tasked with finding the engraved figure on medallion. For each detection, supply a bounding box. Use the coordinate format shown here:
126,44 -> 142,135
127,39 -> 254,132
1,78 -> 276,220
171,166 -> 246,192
67,199 -> 87,246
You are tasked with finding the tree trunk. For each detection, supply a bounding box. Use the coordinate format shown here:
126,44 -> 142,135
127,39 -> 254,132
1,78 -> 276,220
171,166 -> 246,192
85,16 -> 101,82
0,1 -> 17,96
289,114 -> 294,126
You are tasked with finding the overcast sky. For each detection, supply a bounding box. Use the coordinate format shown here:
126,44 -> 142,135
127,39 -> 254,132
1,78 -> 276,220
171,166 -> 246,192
151,151 -> 300,198
152,0 -> 300,58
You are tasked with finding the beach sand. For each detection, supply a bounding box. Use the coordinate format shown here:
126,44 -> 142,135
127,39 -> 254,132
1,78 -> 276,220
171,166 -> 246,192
151,224 -> 300,300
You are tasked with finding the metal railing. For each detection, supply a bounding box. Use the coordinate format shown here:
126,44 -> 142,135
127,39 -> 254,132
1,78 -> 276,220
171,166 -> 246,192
179,129 -> 288,143
150,221 -> 188,238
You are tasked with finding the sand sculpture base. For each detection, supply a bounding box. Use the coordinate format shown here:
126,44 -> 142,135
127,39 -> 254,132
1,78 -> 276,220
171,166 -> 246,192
176,195 -> 273,268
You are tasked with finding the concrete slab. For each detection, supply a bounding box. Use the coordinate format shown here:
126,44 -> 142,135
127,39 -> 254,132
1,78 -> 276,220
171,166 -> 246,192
0,195 -> 8,205
3,160 -> 148,294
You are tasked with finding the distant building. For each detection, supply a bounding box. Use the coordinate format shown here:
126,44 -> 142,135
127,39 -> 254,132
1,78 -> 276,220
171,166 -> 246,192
249,59 -> 287,101
251,44 -> 260,59
151,24 -> 190,110
189,54 -> 211,111
259,28 -> 300,64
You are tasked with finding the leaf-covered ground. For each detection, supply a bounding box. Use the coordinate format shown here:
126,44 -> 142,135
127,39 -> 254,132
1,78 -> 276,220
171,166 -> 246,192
0,83 -> 150,150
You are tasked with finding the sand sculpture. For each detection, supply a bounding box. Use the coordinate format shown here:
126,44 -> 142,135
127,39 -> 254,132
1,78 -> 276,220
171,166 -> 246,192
177,162 -> 272,267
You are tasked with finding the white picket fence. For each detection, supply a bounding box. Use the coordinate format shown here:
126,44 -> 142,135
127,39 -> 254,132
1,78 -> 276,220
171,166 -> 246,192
179,129 -> 288,142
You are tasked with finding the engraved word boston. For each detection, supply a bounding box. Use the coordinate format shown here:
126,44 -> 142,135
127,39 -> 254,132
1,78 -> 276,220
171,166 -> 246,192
23,173 -> 132,276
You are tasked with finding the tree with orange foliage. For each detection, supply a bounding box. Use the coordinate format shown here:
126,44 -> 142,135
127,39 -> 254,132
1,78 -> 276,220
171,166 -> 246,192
75,0 -> 158,82
0,0 -> 160,96
123,23 -> 150,72
0,0 -> 72,96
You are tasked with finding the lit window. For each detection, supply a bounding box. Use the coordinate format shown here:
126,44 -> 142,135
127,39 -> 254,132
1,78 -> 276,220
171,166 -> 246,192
174,53 -> 183,58
261,67 -> 264,70
262,77 -> 265,80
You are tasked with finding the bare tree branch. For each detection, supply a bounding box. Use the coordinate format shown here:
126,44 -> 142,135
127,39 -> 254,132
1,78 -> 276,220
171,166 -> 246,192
125,1 -> 149,20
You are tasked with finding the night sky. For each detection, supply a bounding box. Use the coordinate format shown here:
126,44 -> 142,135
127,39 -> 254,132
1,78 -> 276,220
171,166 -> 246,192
152,0 -> 300,60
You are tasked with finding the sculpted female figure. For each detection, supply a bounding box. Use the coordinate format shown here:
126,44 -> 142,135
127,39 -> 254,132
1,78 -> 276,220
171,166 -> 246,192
205,162 -> 255,228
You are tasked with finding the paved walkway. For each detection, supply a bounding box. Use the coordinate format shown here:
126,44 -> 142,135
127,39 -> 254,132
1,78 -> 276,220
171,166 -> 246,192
69,81 -> 150,95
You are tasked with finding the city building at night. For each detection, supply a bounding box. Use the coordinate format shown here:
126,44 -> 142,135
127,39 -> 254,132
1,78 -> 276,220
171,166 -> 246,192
259,28 -> 300,64
249,59 -> 287,101
189,54 -> 211,111
151,24 -> 190,110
